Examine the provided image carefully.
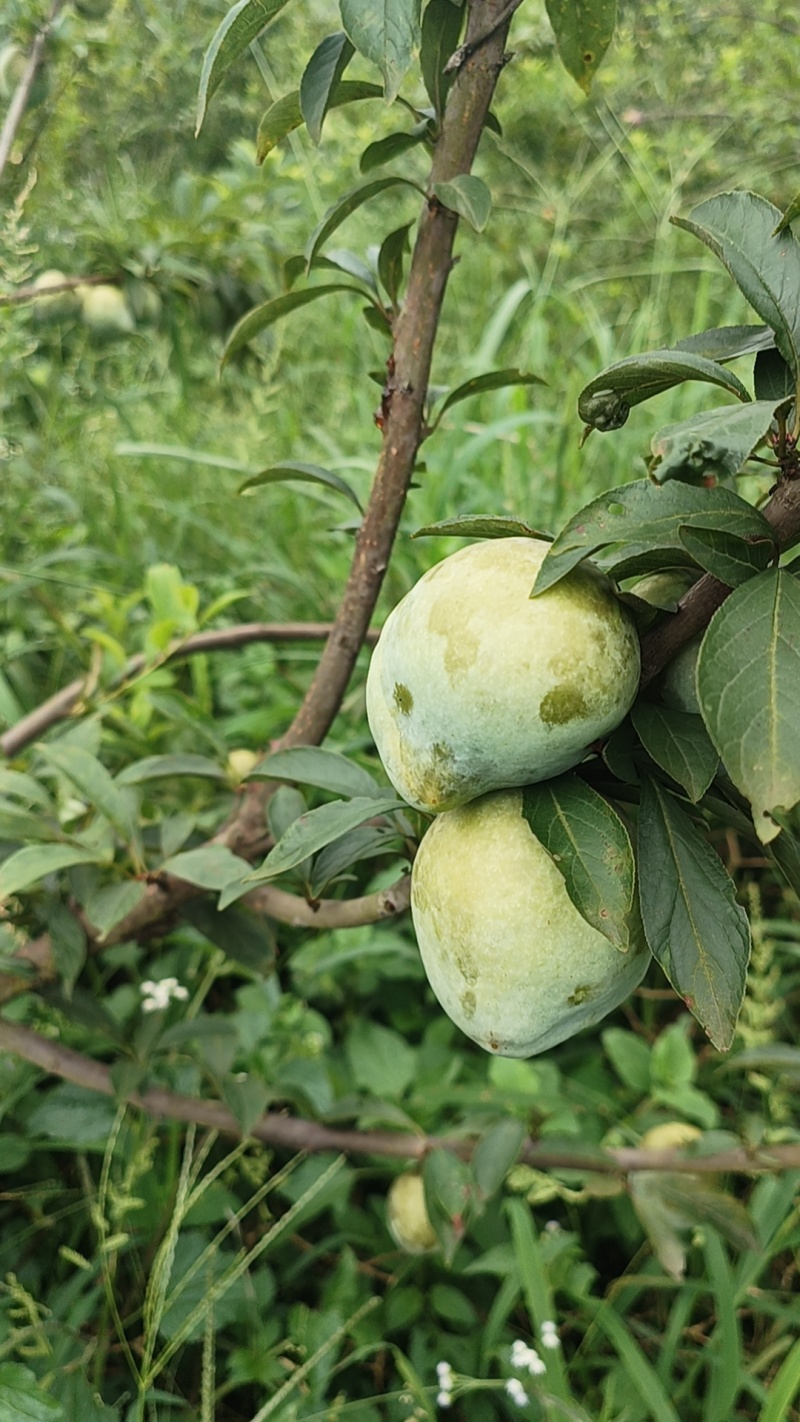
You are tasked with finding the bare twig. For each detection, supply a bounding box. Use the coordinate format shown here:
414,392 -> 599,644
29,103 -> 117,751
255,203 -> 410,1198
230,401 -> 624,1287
0,272 -> 122,306
1,1018 -> 797,1174
246,873 -> 411,929
0,0 -> 62,183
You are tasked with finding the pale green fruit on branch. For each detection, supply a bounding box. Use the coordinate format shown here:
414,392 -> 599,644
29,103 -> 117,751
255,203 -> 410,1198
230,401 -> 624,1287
30,270 -> 80,322
659,634 -> 702,716
78,283 -> 135,338
386,1173 -> 438,1253
411,788 -> 649,1057
367,538 -> 640,813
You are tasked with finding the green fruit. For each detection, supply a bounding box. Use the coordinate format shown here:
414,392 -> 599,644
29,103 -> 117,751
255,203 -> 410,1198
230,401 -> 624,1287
629,569 -> 699,612
411,788 -> 649,1057
640,1122 -> 702,1152
386,1173 -> 438,1253
79,283 -> 135,338
367,537 -> 640,813
30,269 -> 80,322
659,634 -> 702,715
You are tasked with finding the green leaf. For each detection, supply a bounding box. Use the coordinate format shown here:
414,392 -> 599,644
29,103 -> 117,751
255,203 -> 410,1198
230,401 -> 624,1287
115,441 -> 252,474
0,799 -> 60,843
340,0 -> 422,103
196,0 -> 292,135
48,903 -> 87,998
602,1026 -> 651,1091
521,776 -> 637,951
249,746 -> 383,798
423,1148 -> 472,1263
221,284 -> 368,367
773,188 -> 800,237
238,460 -> 363,513
310,823 -> 399,897
675,324 -> 775,362
649,400 -> 785,485
754,347 -> 795,401
377,223 -> 412,305
0,844 -> 104,898
161,846 -> 251,892
360,127 -> 427,173
534,480 -> 772,593
672,192 -> 800,379
346,1019 -> 416,1097
429,367 -> 547,431
433,175 -> 491,232
660,1175 -> 758,1252
244,795 -> 406,886
578,350 -> 751,434
222,1074 -> 271,1134
413,513 -> 546,540
305,176 -> 423,270
545,0 -> 616,92
697,569 -> 800,842
420,0 -> 462,117
0,769 -> 54,810
116,754 -> 227,785
631,702 -> 718,803
300,32 -> 355,144
637,776 -> 750,1050
256,80 -> 383,161
38,744 -> 137,844
85,880 -> 147,939
471,1118 -> 525,1199
0,1364 -> 64,1420
181,900 -> 275,976
677,525 -> 775,586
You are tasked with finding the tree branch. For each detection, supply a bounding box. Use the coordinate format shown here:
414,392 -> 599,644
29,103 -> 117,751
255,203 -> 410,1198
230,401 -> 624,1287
0,0 -> 62,183
0,272 -> 122,306
1,1018 -> 797,1175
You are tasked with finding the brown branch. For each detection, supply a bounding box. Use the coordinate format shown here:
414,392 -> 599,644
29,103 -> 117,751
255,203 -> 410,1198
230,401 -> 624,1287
1,622 -> 379,759
0,272 -> 122,307
0,0 -> 62,183
246,873 -> 411,929
639,473 -> 800,686
1,1018 -> 798,1174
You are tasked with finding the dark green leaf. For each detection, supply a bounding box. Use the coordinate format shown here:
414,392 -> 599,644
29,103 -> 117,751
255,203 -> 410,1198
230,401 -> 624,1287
545,0 -> 616,92
117,754 -> 227,785
238,461 -> 363,513
360,128 -> 427,173
256,80 -> 383,161
310,823 -> 400,896
696,569 -> 800,842
472,1119 -> 525,1199
244,794 -> 407,886
221,284 -> 368,367
677,525 -> 775,586
0,1364 -> 64,1420
672,192 -> 800,379
0,769 -> 54,810
340,0 -> 422,103
161,846 -> 250,891
423,1148 -> 472,1263
432,175 -> 491,232
38,744 -> 137,844
521,776 -> 636,951
196,0 -> 291,135
48,903 -> 87,998
649,400 -> 784,485
675,324 -> 774,363
346,1019 -> 416,1097
181,900 -> 275,976
413,514 -> 546,540
578,351 -> 751,434
429,368 -> 547,430
420,0 -> 462,117
631,702 -> 718,803
534,480 -> 772,593
773,188 -> 800,236
0,799 -> 60,843
300,32 -> 355,144
754,348 -> 795,401
723,1044 -> 800,1076
85,880 -> 147,939
305,177 -> 423,270
602,1027 -> 651,1091
222,1074 -> 271,1134
660,1175 -> 758,1252
637,776 -> 750,1050
377,223 -> 412,305
0,844 -> 104,898
250,746 -> 383,798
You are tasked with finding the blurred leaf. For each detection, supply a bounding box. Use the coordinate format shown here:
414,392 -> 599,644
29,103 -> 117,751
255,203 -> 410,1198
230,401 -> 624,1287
433,174 -> 492,231
238,461 -> 362,512
310,824 -> 400,896
677,525 -> 775,585
545,0 -> 617,92
117,754 -> 227,784
181,900 -> 274,976
723,1045 -> 800,1076
423,1148 -> 472,1264
649,400 -> 784,485
420,0 -> 462,116
340,0 -> 422,103
222,1074 -> 271,1134
602,1027 -> 651,1092
429,367 -> 546,430
672,192 -> 800,378
161,846 -> 250,891
754,347 -> 795,400
773,189 -> 800,236
85,880 -> 147,939
48,903 -> 87,998
413,513 -> 545,539
637,776 -> 750,1050
222,285 -> 368,367
27,1084 -> 118,1146
0,1365 -> 64,1420
346,1019 -> 416,1097
196,0 -> 291,134
360,128 -> 427,172
0,769 -> 54,811
675,324 -> 775,362
300,32 -> 355,143
38,744 -> 137,845
115,442 -> 252,473
243,795 -> 406,887
0,844 -> 104,898
534,480 -> 772,593
521,775 -> 636,951
256,80 -> 383,161
0,799 -> 61,843
631,703 -> 718,803
471,1118 -> 525,1199
251,746 -> 383,798
377,223 -> 412,305
579,350 -> 751,433
697,570 -> 800,842
305,177 -> 423,270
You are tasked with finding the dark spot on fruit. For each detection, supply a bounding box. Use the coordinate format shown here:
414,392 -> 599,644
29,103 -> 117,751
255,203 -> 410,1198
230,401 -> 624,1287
539,684 -> 590,726
461,990 -> 476,1020
567,982 -> 596,1007
393,681 -> 414,714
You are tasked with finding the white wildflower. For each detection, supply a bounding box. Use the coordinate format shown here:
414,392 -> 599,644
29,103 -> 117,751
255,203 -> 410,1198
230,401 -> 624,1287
140,977 -> 189,1013
436,1361 -> 454,1388
540,1320 -> 560,1351
510,1340 -> 546,1376
505,1377 -> 529,1407
436,1391 -> 452,1408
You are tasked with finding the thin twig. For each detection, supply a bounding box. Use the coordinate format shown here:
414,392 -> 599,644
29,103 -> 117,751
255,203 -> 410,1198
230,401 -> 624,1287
0,0 -> 63,183
0,272 -> 123,306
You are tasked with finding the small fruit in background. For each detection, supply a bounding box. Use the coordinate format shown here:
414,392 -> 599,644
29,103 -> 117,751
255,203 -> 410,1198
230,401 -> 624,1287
367,537 -> 640,813
659,634 -> 703,716
30,270 -> 80,322
639,1122 -> 702,1153
386,1173 -> 438,1253
78,283 -> 135,338
411,788 -> 649,1058
227,749 -> 260,783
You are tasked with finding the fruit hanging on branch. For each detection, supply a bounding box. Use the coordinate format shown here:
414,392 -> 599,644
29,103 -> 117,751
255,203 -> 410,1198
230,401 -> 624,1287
366,537 -> 640,813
